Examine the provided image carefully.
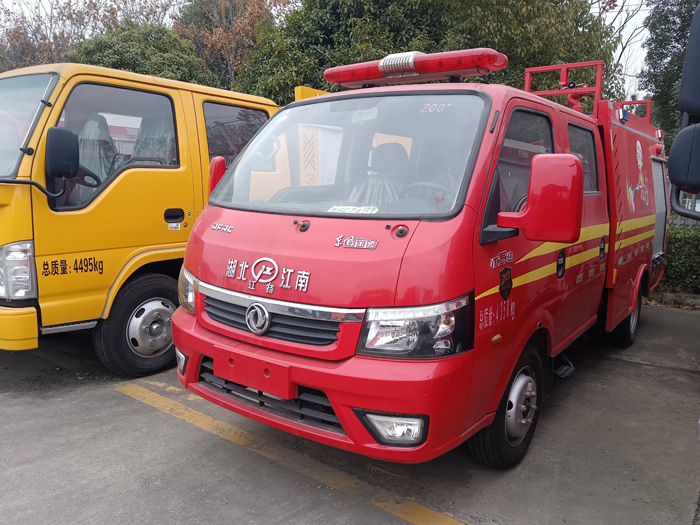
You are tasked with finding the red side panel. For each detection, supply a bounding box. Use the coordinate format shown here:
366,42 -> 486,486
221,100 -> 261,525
598,102 -> 665,331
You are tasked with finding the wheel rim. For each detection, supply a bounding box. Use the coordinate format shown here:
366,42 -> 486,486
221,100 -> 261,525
126,297 -> 176,358
630,294 -> 641,335
505,366 -> 537,447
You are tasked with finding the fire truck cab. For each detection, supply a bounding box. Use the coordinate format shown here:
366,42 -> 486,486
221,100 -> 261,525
173,49 -> 667,468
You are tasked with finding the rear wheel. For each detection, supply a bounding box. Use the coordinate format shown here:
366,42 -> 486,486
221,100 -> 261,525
93,273 -> 178,377
469,344 -> 542,469
612,286 -> 642,347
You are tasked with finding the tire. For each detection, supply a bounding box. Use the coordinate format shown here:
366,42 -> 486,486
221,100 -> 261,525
93,273 -> 178,377
468,344 -> 542,469
611,286 -> 642,348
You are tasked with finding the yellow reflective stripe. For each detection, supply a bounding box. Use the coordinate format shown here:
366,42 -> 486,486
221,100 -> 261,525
616,215 -> 655,234
476,262 -> 557,300
477,245 -> 609,301
617,228 -> 655,250
566,245 -> 608,269
517,223 -> 609,264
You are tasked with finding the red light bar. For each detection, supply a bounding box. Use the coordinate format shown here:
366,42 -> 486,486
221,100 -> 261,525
324,48 -> 508,89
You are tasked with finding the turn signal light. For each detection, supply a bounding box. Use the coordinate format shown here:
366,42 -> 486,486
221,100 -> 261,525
324,48 -> 508,89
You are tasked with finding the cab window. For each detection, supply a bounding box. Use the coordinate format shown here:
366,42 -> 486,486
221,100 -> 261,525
203,102 -> 268,166
482,109 -> 554,241
567,123 -> 599,192
51,83 -> 177,210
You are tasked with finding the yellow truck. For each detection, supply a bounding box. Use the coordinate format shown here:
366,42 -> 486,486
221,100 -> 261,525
0,63 -> 278,376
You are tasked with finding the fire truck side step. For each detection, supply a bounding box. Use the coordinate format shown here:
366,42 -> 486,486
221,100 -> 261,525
554,355 -> 576,379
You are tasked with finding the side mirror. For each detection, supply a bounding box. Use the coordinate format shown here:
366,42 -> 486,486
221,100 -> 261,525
45,127 -> 79,180
209,156 -> 226,195
668,124 -> 700,220
668,124 -> 700,194
679,5 -> 700,118
497,154 -> 583,243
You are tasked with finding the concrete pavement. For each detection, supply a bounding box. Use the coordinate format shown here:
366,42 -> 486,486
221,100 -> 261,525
1,304 -> 699,525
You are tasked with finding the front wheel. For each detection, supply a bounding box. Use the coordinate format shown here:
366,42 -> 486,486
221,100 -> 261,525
468,344 -> 542,469
93,273 -> 178,377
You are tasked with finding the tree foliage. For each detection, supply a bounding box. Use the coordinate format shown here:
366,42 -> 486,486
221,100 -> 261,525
174,0 -> 296,88
639,0 -> 698,144
66,22 -> 219,86
234,0 -> 621,105
0,0 -> 175,72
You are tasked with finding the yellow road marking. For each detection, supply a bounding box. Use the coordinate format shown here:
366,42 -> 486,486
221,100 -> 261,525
116,384 -> 467,525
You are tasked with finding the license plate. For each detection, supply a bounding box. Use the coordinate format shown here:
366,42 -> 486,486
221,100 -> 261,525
212,349 -> 294,400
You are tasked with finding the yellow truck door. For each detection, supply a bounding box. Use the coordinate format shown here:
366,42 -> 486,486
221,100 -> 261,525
190,92 -> 274,201
32,76 -> 197,375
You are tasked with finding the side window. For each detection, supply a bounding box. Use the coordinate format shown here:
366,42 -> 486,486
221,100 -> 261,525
483,110 -> 554,229
52,83 -> 177,210
203,102 -> 268,166
568,123 -> 599,192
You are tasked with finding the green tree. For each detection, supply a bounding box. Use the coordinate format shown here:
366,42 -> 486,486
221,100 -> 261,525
66,21 -> 219,86
234,0 -> 621,105
639,0 -> 698,144
0,0 -> 176,72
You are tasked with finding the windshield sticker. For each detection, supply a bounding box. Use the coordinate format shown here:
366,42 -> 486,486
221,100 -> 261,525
225,256 -> 311,294
334,235 -> 379,250
327,205 -> 379,214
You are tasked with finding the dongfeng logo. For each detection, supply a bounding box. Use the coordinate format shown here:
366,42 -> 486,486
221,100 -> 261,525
245,303 -> 271,335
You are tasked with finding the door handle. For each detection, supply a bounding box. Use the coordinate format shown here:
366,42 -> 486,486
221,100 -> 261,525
556,249 -> 566,279
164,208 -> 185,223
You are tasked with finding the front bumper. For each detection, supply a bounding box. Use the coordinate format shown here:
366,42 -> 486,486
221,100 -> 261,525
173,308 -> 483,463
0,306 -> 38,350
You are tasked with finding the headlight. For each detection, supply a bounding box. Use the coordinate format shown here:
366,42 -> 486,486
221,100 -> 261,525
357,293 -> 473,359
178,266 -> 197,315
0,241 -> 37,300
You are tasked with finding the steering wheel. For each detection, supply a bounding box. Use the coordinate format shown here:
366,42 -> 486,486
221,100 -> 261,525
400,181 -> 453,198
75,164 -> 101,188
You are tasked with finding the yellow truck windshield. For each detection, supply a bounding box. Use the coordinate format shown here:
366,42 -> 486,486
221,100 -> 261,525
0,73 -> 57,179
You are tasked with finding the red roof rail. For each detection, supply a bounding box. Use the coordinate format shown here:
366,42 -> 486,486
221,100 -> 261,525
615,100 -> 652,123
524,61 -> 604,119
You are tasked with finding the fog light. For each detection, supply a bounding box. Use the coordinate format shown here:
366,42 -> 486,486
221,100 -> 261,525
175,347 -> 188,375
356,410 -> 428,446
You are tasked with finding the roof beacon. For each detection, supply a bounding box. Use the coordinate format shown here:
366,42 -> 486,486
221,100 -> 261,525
324,48 -> 508,89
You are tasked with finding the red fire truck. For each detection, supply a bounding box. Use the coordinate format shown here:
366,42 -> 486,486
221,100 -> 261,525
172,49 -> 668,468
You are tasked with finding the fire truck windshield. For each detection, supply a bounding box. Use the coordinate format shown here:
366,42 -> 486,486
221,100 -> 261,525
210,93 -> 487,218
0,73 -> 57,179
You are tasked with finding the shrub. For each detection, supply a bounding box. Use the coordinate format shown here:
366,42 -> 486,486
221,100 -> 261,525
661,226 -> 700,294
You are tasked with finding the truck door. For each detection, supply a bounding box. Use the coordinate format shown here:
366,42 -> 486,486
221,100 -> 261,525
32,79 -> 196,328
476,102 -> 571,340
191,93 -> 271,202
562,118 -> 609,336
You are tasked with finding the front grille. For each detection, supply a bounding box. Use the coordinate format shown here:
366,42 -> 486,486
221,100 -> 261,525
203,296 -> 340,346
199,358 -> 344,435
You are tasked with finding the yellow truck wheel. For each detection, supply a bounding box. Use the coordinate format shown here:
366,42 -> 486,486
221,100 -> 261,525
93,273 -> 178,377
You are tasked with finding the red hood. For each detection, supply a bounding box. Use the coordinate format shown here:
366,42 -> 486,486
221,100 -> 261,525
186,206 -> 419,308
187,205 -> 477,307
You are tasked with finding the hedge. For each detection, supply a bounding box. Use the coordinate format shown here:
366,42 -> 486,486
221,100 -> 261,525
660,226 -> 700,294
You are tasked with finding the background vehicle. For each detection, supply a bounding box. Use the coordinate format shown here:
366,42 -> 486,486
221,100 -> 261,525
0,63 -> 278,376
173,49 -> 667,468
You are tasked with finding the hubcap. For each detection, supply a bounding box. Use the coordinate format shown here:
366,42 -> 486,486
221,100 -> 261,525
126,297 -> 176,358
630,295 -> 640,335
505,366 -> 537,447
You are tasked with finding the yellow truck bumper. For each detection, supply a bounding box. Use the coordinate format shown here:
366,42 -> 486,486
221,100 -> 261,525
0,306 -> 38,350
